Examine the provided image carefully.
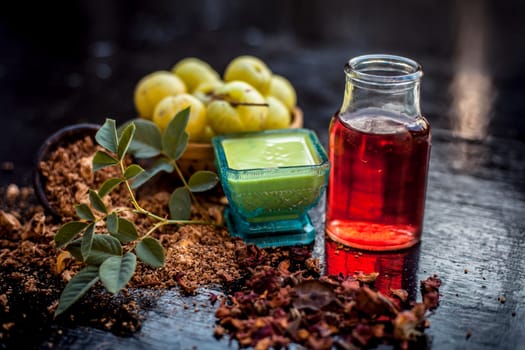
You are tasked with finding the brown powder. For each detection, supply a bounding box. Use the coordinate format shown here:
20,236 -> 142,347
39,136 -> 130,219
0,135 -> 248,344
36,135 -> 247,289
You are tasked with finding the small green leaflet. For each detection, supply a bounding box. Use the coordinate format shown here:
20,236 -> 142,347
55,265 -> 100,317
99,252 -> 137,294
110,218 -> 138,243
89,190 -> 107,214
130,156 -> 174,189
98,178 -> 123,197
82,235 -> 122,265
162,107 -> 190,160
106,212 -> 118,235
117,123 -> 136,160
75,204 -> 95,221
122,119 -> 162,158
124,164 -> 144,179
92,151 -> 118,172
65,238 -> 83,260
169,187 -> 191,220
172,132 -> 189,160
54,221 -> 88,249
80,223 -> 95,260
136,237 -> 165,268
188,171 -> 218,192
95,119 -> 118,154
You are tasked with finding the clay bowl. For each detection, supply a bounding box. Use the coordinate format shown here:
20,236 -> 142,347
178,106 -> 304,175
33,123 -> 100,216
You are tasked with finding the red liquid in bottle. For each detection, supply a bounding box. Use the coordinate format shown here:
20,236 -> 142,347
326,108 -> 431,251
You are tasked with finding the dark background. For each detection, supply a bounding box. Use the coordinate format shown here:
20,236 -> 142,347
1,0 -> 524,185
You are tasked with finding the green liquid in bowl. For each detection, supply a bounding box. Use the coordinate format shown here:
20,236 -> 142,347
222,134 -> 318,169
213,129 -> 329,223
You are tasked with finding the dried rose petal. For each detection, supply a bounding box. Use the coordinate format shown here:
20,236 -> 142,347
246,267 -> 282,294
352,323 -> 374,346
209,292 -> 219,305
354,286 -> 399,316
289,246 -> 311,262
305,257 -> 320,274
238,244 -> 268,268
354,271 -> 379,284
393,303 -> 426,341
213,244 -> 441,349
421,275 -> 442,290
390,288 -> 409,302
213,325 -> 226,338
420,275 -> 442,310
277,259 -> 291,276
306,335 -> 333,350
340,276 -> 361,293
292,280 -> 337,311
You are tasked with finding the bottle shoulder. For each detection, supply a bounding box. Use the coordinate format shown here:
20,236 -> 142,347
335,108 -> 430,135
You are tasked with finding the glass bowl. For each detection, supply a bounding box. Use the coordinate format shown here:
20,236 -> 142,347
212,128 -> 329,247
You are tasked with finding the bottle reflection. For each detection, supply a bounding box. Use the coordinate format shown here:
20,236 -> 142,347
325,238 -> 420,304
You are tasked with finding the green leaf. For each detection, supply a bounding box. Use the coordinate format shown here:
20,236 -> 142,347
95,119 -> 118,154
121,119 -> 162,158
89,190 -> 107,214
188,171 -> 219,192
54,265 -> 100,317
84,235 -> 122,265
55,221 -> 88,249
110,218 -> 138,243
99,252 -> 137,294
130,156 -> 174,189
117,122 -> 136,160
173,132 -> 189,160
162,107 -> 190,160
106,212 -> 118,235
81,223 -> 95,260
93,151 -> 118,172
75,204 -> 95,221
65,239 -> 82,260
124,164 -> 144,180
136,237 -> 165,268
169,187 -> 191,220
98,178 -> 123,197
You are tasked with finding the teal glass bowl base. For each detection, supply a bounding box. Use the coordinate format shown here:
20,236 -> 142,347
225,208 -> 316,248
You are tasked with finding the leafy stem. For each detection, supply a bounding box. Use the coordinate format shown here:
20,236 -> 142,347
53,107 -> 220,317
119,162 -> 143,211
171,160 -> 210,221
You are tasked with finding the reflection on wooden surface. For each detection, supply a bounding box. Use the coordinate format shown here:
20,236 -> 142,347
450,0 -> 493,140
325,238 -> 421,303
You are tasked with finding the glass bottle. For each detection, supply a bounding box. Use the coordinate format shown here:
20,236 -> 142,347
326,54 -> 431,251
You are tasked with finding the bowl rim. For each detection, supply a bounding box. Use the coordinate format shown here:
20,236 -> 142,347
212,128 -> 329,177
33,123 -> 100,217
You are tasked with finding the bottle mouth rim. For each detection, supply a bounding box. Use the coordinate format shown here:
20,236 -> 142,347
345,54 -> 423,83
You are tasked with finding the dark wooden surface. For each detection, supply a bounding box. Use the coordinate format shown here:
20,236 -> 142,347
1,1 -> 525,349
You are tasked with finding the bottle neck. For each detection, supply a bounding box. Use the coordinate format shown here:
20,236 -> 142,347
340,55 -> 422,119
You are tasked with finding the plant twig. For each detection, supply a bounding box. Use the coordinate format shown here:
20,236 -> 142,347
172,160 -> 211,222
